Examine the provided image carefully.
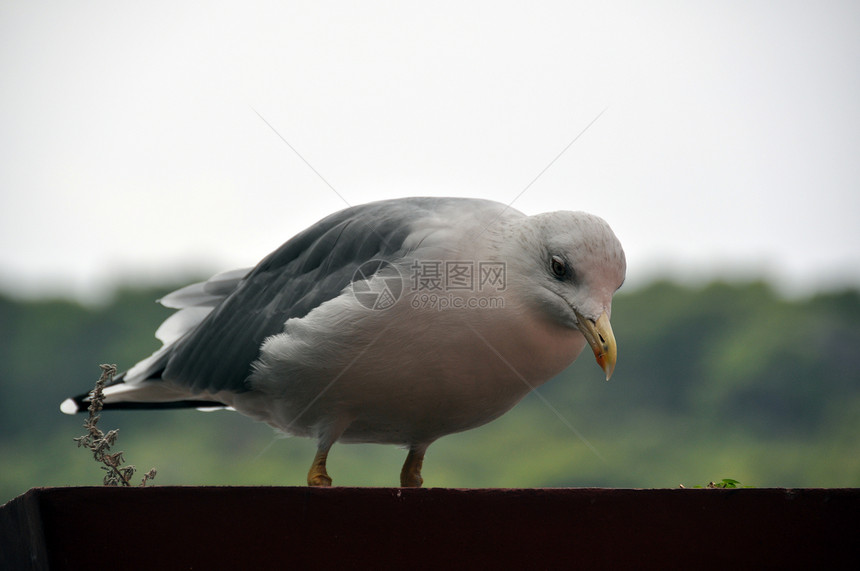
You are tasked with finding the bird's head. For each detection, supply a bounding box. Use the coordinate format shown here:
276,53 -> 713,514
509,210 -> 626,380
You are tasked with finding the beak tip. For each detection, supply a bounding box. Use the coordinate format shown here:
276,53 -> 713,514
602,362 -> 614,382
576,311 -> 618,382
596,354 -> 615,381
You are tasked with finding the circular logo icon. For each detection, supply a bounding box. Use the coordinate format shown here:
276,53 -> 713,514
351,259 -> 403,310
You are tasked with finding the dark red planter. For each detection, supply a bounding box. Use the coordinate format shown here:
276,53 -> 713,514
2,487 -> 857,569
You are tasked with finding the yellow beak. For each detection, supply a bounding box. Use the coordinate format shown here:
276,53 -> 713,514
575,311 -> 617,381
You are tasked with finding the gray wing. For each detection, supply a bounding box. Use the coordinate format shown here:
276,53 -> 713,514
152,197 -> 464,395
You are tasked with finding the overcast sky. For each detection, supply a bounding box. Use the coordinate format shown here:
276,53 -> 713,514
2,1 -> 859,302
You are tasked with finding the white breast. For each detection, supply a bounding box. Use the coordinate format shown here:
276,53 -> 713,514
239,282 -> 585,445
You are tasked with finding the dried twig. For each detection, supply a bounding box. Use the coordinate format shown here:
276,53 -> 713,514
73,364 -> 156,486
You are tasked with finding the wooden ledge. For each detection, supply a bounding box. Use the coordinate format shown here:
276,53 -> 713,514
2,487 -> 857,569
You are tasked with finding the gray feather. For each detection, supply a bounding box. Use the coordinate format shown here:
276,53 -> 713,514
157,197 -> 458,394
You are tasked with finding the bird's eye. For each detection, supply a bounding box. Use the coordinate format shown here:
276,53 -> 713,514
550,255 -> 567,278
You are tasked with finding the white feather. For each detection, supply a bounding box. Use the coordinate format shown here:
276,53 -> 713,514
155,306 -> 213,344
60,398 -> 79,414
159,267 -> 250,309
123,268 -> 250,383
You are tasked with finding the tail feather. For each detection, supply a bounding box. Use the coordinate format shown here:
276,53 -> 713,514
61,270 -> 249,416
60,370 -> 227,414
61,395 -> 227,413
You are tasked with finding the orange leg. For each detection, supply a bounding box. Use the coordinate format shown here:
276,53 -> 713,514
400,445 -> 428,488
308,446 -> 333,487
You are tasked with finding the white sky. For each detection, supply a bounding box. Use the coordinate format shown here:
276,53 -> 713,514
2,1 -> 859,302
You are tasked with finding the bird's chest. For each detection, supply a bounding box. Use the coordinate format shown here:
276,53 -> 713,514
367,301 -> 586,404
251,293 -> 587,442
329,304 -> 586,441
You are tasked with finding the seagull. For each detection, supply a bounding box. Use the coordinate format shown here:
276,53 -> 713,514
62,197 -> 626,487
